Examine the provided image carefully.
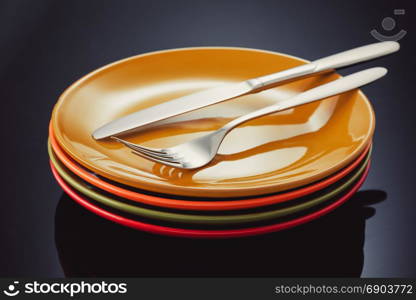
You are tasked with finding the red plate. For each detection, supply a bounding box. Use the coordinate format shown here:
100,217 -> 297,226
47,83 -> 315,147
50,160 -> 370,239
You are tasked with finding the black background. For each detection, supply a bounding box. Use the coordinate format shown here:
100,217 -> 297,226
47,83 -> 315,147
0,0 -> 415,277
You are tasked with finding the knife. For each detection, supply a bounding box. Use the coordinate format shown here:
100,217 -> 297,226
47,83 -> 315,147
92,41 -> 399,140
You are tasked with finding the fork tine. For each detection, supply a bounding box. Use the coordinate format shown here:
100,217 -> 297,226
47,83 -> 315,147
131,150 -> 183,167
132,147 -> 183,163
112,137 -> 180,161
111,137 -> 166,155
130,146 -> 176,159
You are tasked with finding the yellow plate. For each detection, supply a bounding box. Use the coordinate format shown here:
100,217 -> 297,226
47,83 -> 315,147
52,47 -> 375,198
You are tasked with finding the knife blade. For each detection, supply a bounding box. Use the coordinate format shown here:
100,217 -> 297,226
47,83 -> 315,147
92,41 -> 399,139
92,81 -> 257,140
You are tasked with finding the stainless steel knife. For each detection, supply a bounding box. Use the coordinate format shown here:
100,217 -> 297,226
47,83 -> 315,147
92,41 -> 399,140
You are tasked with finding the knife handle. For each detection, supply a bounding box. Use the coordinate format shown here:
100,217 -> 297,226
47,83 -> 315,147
248,41 -> 399,89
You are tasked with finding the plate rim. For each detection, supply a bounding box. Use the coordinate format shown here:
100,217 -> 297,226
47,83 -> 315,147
49,127 -> 371,210
50,160 -> 371,239
49,143 -> 370,225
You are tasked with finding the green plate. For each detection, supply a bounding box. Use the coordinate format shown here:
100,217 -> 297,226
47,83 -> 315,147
48,141 -> 370,225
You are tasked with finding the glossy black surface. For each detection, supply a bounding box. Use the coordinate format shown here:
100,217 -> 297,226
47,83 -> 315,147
54,191 -> 382,277
1,0 -> 415,277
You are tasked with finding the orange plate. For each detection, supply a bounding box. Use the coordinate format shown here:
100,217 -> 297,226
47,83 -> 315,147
49,123 -> 371,211
52,47 -> 375,198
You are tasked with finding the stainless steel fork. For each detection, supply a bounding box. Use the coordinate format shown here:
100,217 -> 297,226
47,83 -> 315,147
113,67 -> 386,169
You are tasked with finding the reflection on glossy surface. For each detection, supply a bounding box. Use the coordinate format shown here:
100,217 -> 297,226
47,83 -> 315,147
55,190 -> 386,277
53,48 -> 374,197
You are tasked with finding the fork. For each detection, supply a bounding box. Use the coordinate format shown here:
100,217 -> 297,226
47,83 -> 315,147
112,67 -> 386,169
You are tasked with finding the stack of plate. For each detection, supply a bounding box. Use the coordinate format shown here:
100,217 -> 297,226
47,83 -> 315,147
48,47 -> 374,238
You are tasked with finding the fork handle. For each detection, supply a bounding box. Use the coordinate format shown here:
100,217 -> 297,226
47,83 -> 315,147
222,67 -> 387,131
248,42 -> 398,89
